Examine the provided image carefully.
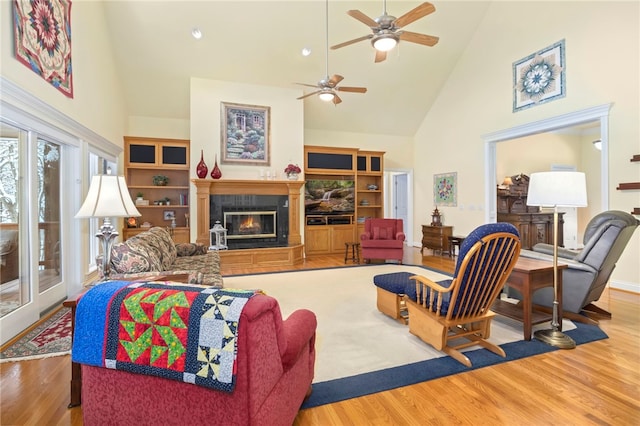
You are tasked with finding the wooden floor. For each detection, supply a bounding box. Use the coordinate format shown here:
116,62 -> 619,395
1,247 -> 639,425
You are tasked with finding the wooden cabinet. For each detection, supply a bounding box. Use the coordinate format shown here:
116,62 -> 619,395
497,212 -> 564,250
123,137 -> 191,242
303,146 -> 384,256
304,215 -> 356,255
421,225 -> 453,254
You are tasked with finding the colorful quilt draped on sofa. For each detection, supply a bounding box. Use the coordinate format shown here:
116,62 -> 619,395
72,281 -> 257,392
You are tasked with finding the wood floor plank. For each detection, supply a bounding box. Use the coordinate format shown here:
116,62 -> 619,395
1,247 -> 638,425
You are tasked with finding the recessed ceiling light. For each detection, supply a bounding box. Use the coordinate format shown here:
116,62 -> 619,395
191,28 -> 202,40
301,47 -> 312,56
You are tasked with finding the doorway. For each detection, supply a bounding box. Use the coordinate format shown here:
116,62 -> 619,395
484,104 -> 611,228
385,169 -> 413,246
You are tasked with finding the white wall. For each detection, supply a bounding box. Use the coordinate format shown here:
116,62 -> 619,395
413,1 -> 639,289
0,1 -> 126,145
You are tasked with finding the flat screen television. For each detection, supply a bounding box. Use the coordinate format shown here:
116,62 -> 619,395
305,179 -> 355,214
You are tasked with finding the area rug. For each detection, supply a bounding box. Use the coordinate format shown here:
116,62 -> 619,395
0,307 -> 72,362
223,264 -> 609,408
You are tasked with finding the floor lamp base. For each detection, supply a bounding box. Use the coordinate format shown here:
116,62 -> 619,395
534,329 -> 576,349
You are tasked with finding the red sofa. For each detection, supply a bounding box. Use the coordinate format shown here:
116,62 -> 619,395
360,218 -> 406,263
80,294 -> 317,426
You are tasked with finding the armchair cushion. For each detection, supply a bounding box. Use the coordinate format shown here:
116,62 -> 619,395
373,226 -> 394,240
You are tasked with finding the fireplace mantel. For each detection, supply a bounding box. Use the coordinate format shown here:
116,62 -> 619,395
192,179 -> 304,267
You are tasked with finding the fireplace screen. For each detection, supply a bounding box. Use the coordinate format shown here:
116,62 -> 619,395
224,211 -> 276,239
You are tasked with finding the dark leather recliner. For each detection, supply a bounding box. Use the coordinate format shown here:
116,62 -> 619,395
511,210 -> 639,320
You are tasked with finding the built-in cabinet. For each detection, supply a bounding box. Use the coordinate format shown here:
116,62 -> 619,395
123,137 -> 191,243
303,146 -> 384,256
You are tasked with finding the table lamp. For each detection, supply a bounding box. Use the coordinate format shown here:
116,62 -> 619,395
75,171 -> 141,281
527,171 -> 587,349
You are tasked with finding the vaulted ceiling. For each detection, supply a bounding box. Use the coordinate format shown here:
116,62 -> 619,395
102,1 -> 490,137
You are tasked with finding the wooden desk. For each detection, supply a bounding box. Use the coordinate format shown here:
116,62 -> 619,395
491,257 -> 567,341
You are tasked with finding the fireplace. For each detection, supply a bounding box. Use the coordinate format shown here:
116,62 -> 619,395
210,194 -> 289,249
192,179 -> 303,267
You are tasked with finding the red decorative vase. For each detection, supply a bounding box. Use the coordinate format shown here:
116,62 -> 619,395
196,150 -> 208,178
211,155 -> 222,179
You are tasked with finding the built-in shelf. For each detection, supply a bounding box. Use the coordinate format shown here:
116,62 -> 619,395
616,182 -> 640,190
622,154 -> 640,216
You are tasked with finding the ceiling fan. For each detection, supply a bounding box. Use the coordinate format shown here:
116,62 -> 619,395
296,0 -> 367,104
331,1 -> 440,63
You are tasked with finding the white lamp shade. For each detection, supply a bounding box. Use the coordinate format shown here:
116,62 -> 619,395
527,171 -> 588,208
75,175 -> 141,218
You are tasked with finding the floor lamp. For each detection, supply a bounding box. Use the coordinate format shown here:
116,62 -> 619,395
75,171 -> 141,281
527,171 -> 587,349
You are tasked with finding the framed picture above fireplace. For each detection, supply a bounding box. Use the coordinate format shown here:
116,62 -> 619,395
221,102 -> 270,166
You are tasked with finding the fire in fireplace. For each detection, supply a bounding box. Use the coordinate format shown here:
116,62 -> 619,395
224,211 -> 276,239
210,194 -> 289,249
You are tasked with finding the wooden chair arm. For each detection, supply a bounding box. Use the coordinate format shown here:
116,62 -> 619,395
409,275 -> 453,293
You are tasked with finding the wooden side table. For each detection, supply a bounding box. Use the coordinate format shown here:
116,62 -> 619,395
447,235 -> 466,257
421,225 -> 453,255
63,289 -> 87,408
491,257 -> 567,341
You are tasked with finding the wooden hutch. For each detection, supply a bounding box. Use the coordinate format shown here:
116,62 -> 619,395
497,173 -> 564,250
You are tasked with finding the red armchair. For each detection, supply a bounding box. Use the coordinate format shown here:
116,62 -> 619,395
80,294 -> 317,426
360,218 -> 405,263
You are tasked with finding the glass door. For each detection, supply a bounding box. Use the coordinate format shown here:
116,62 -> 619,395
36,137 -> 65,307
0,125 -> 29,319
0,124 -> 68,343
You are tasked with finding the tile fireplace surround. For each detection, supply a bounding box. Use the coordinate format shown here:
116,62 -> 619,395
192,179 -> 304,267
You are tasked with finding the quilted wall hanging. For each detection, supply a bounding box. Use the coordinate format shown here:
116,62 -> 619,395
13,0 -> 73,98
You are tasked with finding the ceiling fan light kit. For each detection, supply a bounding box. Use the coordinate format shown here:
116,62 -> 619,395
331,1 -> 439,62
318,91 -> 335,102
372,34 -> 398,52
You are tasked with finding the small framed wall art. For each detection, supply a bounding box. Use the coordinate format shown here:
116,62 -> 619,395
221,102 -> 270,166
513,39 -> 565,112
434,172 -> 457,207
